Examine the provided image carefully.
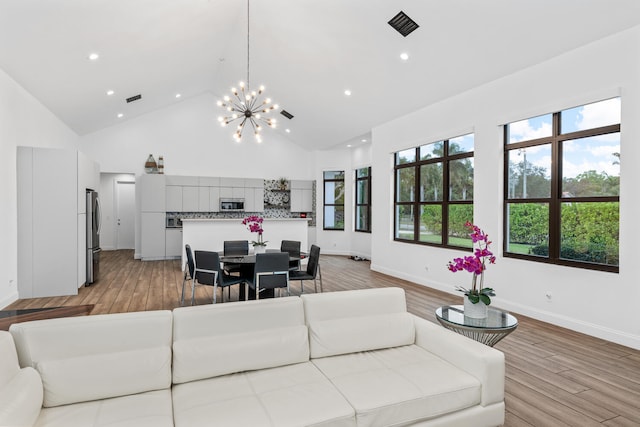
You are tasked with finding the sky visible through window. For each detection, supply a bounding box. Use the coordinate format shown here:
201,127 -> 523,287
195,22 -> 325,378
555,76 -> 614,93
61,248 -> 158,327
507,98 -> 620,179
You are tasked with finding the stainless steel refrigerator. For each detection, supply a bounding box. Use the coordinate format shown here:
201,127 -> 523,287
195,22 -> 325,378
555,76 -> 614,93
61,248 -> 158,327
86,190 -> 101,285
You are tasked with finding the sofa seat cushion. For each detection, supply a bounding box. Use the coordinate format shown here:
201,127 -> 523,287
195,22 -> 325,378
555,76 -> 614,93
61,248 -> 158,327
33,389 -> 173,427
172,362 -> 356,427
312,345 -> 481,427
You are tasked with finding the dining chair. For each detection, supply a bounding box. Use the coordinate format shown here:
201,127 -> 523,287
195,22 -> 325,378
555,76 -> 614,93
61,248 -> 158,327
289,245 -> 322,293
245,252 -> 290,300
280,240 -> 301,271
191,250 -> 245,305
223,240 -> 249,275
180,244 -> 195,305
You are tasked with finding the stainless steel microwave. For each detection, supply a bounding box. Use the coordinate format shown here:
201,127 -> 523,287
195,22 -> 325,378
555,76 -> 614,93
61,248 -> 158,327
220,198 -> 245,211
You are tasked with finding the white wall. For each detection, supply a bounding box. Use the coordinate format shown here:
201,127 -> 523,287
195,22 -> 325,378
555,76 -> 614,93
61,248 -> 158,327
371,26 -> 640,349
0,68 -> 78,308
78,92 -> 313,180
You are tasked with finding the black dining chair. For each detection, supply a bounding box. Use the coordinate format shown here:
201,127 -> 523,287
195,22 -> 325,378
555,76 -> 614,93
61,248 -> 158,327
191,250 -> 245,305
180,244 -> 195,305
289,245 -> 323,294
223,240 -> 249,275
245,252 -> 290,300
280,240 -> 301,271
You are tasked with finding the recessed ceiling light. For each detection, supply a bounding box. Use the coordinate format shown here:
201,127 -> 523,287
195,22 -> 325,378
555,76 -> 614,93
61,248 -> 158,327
347,144 -> 352,148
88,53 -> 99,61
344,90 -> 352,96
117,113 -> 123,118
175,93 -> 182,98
285,128 -> 291,133
106,90 -> 114,96
400,52 -> 409,61
361,138 -> 367,142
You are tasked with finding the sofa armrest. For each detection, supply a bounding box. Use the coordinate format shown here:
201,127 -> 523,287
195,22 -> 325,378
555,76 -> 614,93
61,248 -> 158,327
412,314 -> 505,406
0,367 -> 43,427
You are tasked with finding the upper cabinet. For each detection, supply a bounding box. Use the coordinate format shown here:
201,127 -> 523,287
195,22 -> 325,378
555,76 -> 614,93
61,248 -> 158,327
290,180 -> 314,212
140,174 -> 166,212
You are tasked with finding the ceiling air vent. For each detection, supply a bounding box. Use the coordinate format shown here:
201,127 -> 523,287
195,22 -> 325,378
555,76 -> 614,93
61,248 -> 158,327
388,11 -> 419,37
126,94 -> 142,103
280,110 -> 294,120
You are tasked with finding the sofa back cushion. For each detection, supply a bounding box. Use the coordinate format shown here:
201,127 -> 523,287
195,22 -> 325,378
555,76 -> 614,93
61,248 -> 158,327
172,296 -> 309,384
0,331 -> 43,426
301,287 -> 415,358
9,310 -> 173,407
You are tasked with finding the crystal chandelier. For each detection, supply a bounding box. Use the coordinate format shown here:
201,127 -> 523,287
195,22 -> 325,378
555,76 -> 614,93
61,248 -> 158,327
217,0 -> 277,143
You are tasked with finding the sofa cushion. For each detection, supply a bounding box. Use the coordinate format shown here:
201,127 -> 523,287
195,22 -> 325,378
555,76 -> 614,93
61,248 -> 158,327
9,310 -> 173,407
301,288 -> 415,358
0,331 -> 43,427
308,312 -> 415,358
312,344 -> 481,427
172,362 -> 356,427
36,346 -> 171,407
173,325 -> 309,384
33,389 -> 173,427
172,296 -> 309,383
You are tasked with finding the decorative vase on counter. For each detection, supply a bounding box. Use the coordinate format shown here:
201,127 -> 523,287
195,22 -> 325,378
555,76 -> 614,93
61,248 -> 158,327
144,154 -> 157,174
464,296 -> 488,319
157,155 -> 164,174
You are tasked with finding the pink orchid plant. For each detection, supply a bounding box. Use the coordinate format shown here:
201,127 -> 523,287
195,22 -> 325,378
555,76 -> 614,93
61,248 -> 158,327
242,215 -> 267,246
447,222 -> 496,305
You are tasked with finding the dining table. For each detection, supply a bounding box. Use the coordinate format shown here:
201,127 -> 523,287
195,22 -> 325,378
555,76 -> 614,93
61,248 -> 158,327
219,250 -> 302,300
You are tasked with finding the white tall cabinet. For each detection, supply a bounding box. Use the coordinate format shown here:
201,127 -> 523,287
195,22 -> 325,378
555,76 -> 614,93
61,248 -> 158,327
140,174 -> 166,260
17,147 -> 99,298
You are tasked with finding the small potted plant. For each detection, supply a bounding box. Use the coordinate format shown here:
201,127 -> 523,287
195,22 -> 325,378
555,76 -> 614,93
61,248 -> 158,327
447,222 -> 496,318
242,215 -> 268,253
278,177 -> 288,190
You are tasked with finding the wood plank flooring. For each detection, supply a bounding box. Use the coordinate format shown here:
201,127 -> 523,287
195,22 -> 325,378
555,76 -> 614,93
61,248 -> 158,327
5,249 -> 640,426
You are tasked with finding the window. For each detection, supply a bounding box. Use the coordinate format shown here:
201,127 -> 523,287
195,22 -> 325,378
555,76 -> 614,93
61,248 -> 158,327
504,97 -> 620,272
355,167 -> 371,233
323,171 -> 345,230
394,134 -> 474,248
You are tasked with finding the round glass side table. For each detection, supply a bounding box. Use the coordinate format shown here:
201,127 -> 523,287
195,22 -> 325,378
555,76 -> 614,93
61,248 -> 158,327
435,305 -> 518,347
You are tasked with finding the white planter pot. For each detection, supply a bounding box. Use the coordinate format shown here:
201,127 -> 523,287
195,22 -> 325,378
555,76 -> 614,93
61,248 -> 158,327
464,297 -> 488,319
253,245 -> 266,254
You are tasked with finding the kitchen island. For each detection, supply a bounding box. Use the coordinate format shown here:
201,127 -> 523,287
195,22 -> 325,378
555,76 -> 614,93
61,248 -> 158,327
181,218 -> 310,264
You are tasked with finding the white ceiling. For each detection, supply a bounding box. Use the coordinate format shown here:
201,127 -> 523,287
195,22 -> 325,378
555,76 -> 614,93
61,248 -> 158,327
1,0 -> 639,150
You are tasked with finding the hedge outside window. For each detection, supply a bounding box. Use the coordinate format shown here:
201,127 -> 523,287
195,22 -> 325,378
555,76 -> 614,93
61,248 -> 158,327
323,171 -> 345,230
504,97 -> 620,272
355,167 -> 371,233
394,134 -> 474,248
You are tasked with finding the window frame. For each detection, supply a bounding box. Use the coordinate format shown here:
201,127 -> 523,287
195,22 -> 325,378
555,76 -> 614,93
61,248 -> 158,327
393,135 -> 474,248
355,167 -> 372,233
323,170 -> 345,231
503,101 -> 620,273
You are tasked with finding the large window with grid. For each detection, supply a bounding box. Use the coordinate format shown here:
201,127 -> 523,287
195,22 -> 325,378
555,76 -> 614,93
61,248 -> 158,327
394,134 -> 474,248
323,171 -> 345,230
355,167 -> 371,233
504,97 -> 620,272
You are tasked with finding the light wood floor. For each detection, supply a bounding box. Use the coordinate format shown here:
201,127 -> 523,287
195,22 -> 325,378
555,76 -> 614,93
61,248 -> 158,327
6,250 -> 640,426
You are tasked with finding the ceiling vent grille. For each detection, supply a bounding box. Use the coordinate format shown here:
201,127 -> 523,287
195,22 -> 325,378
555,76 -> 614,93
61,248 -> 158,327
280,110 -> 294,120
388,11 -> 419,37
126,94 -> 142,103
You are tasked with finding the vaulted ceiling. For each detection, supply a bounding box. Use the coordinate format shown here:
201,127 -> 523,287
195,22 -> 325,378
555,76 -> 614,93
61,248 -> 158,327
1,0 -> 639,150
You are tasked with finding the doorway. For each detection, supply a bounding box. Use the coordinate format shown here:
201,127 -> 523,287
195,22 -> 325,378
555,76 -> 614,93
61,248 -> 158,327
115,181 -> 136,250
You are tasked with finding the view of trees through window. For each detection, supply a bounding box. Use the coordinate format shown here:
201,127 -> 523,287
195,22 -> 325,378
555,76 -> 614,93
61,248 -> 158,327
504,97 -> 620,271
323,171 -> 345,230
394,134 -> 474,248
355,167 -> 371,233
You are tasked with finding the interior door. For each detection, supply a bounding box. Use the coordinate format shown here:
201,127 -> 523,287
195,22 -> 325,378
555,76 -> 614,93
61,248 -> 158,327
116,181 -> 136,249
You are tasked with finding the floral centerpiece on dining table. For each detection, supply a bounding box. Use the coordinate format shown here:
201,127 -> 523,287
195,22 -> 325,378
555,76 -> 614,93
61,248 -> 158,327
447,222 -> 496,317
242,215 -> 268,251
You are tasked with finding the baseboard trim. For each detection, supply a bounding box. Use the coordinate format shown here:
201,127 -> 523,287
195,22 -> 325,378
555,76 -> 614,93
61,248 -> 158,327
0,291 -> 19,311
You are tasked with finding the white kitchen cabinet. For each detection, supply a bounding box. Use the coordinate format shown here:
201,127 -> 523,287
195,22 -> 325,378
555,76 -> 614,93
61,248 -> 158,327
199,177 -> 220,187
209,187 -> 220,211
140,174 -> 166,212
232,187 -> 245,199
17,147 -> 99,298
166,186 -> 183,212
182,186 -> 199,211
245,187 -> 264,212
165,228 -> 183,258
198,187 -> 210,212
166,175 -> 198,186
141,212 -> 166,260
219,186 -> 233,198
220,177 -> 245,187
290,180 -> 314,212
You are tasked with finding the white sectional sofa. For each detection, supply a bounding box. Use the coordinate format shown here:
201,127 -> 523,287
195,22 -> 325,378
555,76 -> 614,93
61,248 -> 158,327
0,287 -> 505,427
